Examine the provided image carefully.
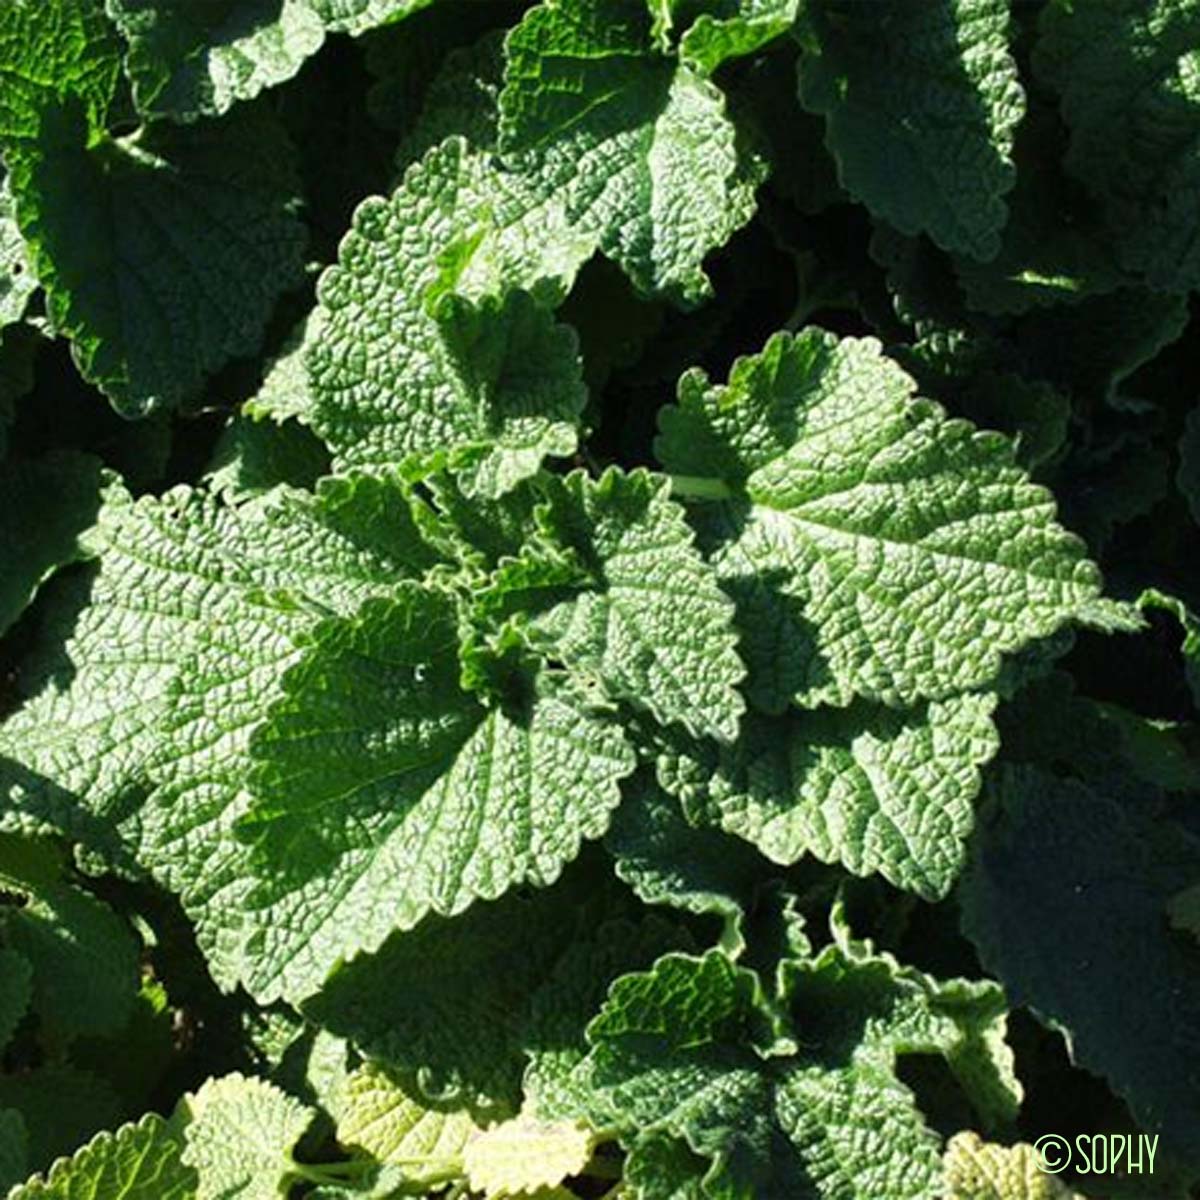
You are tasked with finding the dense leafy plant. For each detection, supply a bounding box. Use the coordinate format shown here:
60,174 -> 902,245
0,0 -> 1198,1196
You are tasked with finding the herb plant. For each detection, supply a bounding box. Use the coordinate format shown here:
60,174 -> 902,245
0,0 -> 1198,1197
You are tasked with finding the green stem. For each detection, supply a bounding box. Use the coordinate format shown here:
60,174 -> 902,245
667,474 -> 733,501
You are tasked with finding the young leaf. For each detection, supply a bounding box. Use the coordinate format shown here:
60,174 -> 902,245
174,1073 -> 314,1200
531,468 -> 746,742
943,1131 -> 1082,1200
463,1115 -> 594,1198
657,330 -> 1121,710
796,0 -> 1024,260
332,1062 -> 480,1179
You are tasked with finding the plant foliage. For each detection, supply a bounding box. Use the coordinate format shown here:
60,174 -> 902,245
0,0 -> 1198,1197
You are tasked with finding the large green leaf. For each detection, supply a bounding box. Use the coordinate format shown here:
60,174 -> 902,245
656,329 -> 1124,711
498,0 -> 760,304
107,0 -> 327,120
239,586 -> 635,999
575,938 -> 1016,1197
796,0 -> 1024,260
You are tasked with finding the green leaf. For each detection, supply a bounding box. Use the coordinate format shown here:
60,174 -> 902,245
961,766 -> 1200,1165
943,1131 -> 1082,1200
580,939 -> 1014,1197
1034,0 -> 1200,291
4,96 -> 306,415
0,833 -> 140,1039
0,452 -> 104,637
658,694 -> 998,900
0,473 -> 451,982
677,0 -> 800,75
306,871 -> 603,1117
532,468 -> 746,742
204,412 -> 329,502
240,586 -> 634,1001
796,0 -> 1024,260
657,330 -> 1120,711
463,1115 -> 594,1198
332,1062 -> 480,1179
308,140 -> 586,495
498,0 -> 760,304
0,948 -> 32,1053
6,1114 -> 194,1200
605,776 -> 770,950
0,173 -> 35,330
175,1073 -> 314,1200
522,910 -> 691,1122
311,0 -> 434,35
106,0 -> 328,120
0,0 -> 122,142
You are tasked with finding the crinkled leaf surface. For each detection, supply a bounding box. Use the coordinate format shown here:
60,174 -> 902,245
463,1114 -> 593,1197
961,766 -> 1200,1164
677,0 -> 800,75
796,0 -> 1024,260
656,330 -> 1115,710
577,942 -> 1015,1198
106,0 -> 328,120
7,1114 -> 194,1200
657,695 -> 998,900
531,468 -> 745,741
0,451 -> 104,637
308,139 -> 586,495
943,1131 -> 1081,1200
0,472 -> 451,992
1035,0 -> 1200,291
175,1073 -> 313,1200
332,1062 -> 480,1179
240,586 -> 634,999
498,0 -> 759,303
